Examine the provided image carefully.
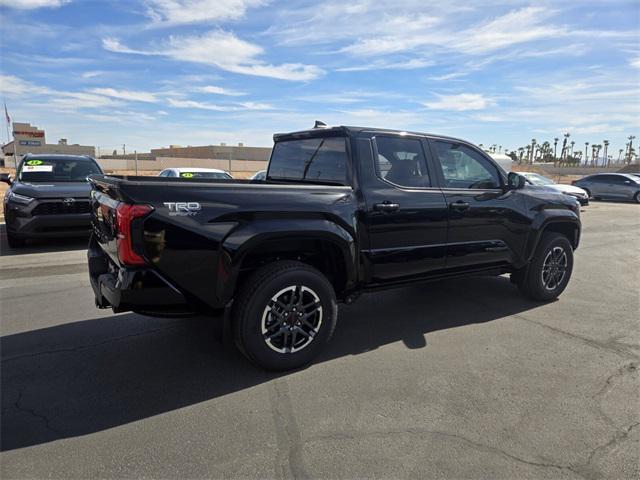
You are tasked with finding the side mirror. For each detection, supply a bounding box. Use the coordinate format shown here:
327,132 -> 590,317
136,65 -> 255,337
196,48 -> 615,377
0,173 -> 12,185
507,172 -> 526,190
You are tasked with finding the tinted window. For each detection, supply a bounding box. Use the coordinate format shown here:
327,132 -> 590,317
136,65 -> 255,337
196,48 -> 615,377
268,137 -> 348,184
432,141 -> 501,189
19,158 -> 101,183
589,175 -> 607,183
374,136 -> 430,187
159,170 -> 169,177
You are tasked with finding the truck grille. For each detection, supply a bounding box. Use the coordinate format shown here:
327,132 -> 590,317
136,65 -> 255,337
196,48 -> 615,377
32,200 -> 92,215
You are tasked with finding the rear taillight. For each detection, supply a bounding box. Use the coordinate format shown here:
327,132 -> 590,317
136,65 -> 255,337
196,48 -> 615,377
116,203 -> 153,265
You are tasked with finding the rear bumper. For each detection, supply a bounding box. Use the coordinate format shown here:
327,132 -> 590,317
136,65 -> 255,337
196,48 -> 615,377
88,237 -> 193,315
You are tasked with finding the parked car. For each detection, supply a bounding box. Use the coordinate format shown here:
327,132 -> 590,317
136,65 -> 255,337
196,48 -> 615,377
87,124 -> 581,370
520,172 -> 589,205
250,170 -> 267,181
572,173 -> 640,203
2,154 -> 103,247
158,168 -> 232,179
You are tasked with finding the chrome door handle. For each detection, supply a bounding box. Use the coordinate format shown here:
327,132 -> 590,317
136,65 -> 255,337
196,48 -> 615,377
374,202 -> 400,212
449,201 -> 470,211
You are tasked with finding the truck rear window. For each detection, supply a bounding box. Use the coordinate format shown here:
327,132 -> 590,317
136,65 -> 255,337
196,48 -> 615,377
268,137 -> 348,185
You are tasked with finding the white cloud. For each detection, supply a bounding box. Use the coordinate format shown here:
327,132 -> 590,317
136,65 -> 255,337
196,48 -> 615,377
341,7 -> 562,57
102,38 -> 159,56
0,74 -> 51,96
630,57 -> 640,69
144,0 -> 265,25
81,71 -> 105,79
237,101 -> 273,110
90,88 -> 159,103
167,98 -> 231,111
104,31 -> 324,81
0,0 -> 70,9
336,58 -> 433,72
423,93 -> 491,111
197,85 -> 246,96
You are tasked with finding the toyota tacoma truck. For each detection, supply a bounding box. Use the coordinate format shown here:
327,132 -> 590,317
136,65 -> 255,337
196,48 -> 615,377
87,124 -> 581,370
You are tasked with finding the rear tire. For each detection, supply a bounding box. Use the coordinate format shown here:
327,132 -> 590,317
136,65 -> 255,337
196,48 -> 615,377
6,231 -> 26,248
516,233 -> 573,301
232,261 -> 338,371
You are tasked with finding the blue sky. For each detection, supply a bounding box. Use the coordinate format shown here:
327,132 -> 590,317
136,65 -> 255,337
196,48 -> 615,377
0,0 -> 638,156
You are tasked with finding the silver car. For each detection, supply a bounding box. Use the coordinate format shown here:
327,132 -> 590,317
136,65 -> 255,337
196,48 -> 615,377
572,173 -> 640,203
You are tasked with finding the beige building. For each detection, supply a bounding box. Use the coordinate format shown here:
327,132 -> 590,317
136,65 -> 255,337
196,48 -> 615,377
2,122 -> 96,161
150,143 -> 271,162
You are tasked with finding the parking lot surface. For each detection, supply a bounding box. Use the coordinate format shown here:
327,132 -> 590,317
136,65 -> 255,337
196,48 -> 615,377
1,202 -> 638,479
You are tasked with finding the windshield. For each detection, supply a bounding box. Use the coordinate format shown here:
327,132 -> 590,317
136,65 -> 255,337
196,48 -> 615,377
178,171 -> 231,179
268,137 -> 348,185
19,158 -> 101,183
525,173 -> 555,186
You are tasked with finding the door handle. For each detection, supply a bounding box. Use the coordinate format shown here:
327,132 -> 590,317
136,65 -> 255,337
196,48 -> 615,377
374,202 -> 400,212
449,201 -> 470,211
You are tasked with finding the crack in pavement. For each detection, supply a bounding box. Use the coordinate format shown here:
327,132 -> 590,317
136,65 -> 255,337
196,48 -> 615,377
269,379 -> 309,480
13,390 -> 61,435
592,362 -> 638,400
516,316 -> 640,361
307,427 -> 581,477
2,324 -> 182,363
572,421 -> 640,480
305,421 -> 640,480
455,289 -> 639,360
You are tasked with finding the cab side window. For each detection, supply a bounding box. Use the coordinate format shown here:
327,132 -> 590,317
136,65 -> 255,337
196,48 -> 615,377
431,141 -> 501,189
373,136 -> 431,188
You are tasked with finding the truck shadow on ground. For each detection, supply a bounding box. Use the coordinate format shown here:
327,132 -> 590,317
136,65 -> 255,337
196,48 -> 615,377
1,276 -> 542,451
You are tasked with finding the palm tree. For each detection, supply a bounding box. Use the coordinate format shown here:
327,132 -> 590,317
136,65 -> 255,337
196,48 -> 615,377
584,142 -> 589,166
498,145 -> 502,153
525,145 -> 531,164
530,139 -> 536,164
518,147 -> 525,164
553,137 -> 559,160
570,140 -> 575,157
618,148 -> 624,163
591,144 -> 597,166
603,140 -> 609,167
560,133 -> 570,163
627,135 -> 636,164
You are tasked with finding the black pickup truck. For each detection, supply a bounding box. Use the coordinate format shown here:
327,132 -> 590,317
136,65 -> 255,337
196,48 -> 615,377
88,124 -> 581,370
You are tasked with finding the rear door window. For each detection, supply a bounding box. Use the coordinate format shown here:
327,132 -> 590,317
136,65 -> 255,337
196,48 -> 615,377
373,136 -> 431,187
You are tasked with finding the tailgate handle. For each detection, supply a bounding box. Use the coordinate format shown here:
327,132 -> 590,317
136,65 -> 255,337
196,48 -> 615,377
374,202 -> 400,212
449,201 -> 470,211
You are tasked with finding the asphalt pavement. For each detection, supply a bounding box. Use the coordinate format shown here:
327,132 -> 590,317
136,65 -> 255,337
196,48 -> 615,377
1,202 -> 638,479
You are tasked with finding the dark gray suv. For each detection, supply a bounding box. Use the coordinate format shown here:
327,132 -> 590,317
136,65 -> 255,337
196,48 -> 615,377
572,173 -> 640,203
1,154 -> 103,247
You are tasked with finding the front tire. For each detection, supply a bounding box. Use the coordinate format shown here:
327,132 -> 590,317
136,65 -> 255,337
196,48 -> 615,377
516,233 -> 574,301
232,261 -> 338,371
634,192 -> 640,204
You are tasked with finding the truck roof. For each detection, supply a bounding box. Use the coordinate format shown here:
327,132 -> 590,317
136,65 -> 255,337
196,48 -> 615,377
273,125 -> 471,145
